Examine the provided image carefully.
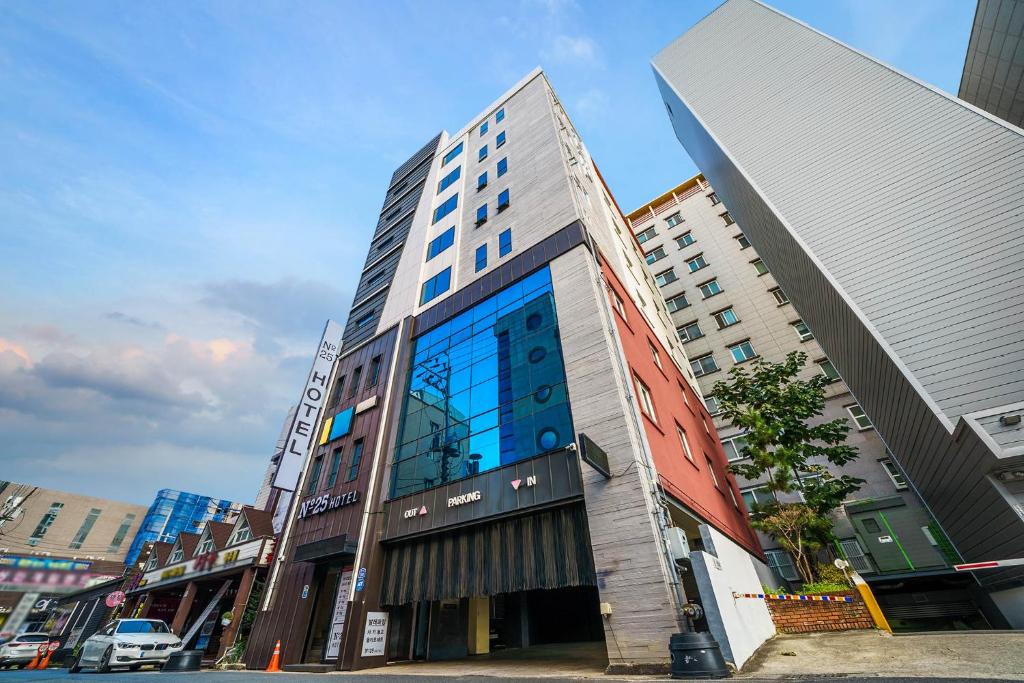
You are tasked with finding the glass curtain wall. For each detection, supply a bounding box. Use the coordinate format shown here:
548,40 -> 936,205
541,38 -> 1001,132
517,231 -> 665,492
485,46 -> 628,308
391,266 -> 573,497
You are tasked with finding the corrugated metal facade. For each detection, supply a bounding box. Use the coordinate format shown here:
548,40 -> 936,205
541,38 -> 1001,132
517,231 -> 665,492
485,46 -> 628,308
652,0 -> 1024,588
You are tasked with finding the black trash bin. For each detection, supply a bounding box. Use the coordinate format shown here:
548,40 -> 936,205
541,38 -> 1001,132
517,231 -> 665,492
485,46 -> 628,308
162,650 -> 203,672
670,631 -> 730,679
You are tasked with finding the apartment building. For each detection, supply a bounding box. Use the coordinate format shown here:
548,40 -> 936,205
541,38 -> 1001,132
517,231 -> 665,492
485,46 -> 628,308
245,69 -> 774,673
652,0 -> 1024,627
0,481 -> 146,636
627,176 -> 988,629
959,0 -> 1024,128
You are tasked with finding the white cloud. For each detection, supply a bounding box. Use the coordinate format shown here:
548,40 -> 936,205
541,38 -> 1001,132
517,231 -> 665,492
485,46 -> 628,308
544,34 -> 601,67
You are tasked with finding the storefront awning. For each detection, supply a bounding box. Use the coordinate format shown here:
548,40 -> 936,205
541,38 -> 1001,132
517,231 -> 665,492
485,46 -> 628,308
380,503 -> 595,606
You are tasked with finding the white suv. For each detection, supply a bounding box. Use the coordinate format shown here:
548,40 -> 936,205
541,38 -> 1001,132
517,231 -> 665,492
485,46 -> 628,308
70,619 -> 183,673
0,632 -> 50,669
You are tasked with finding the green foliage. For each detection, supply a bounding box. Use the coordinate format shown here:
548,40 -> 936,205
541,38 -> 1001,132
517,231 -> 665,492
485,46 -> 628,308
799,581 -> 850,594
713,351 -> 863,583
815,562 -> 849,585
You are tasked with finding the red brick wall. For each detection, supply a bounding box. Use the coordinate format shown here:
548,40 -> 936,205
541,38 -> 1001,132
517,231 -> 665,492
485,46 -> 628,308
766,592 -> 874,633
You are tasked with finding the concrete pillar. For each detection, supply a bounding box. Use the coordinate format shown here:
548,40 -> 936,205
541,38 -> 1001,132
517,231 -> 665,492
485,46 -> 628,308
169,582 -> 198,636
217,569 -> 255,659
467,597 -> 489,655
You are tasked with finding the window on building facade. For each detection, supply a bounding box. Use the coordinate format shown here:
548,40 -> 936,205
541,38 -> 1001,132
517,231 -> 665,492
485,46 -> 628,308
427,226 -> 456,261
722,434 -> 748,461
735,234 -> 751,249
793,320 -> 814,341
475,244 -> 488,272
635,375 -> 657,422
665,292 -> 689,312
721,211 -> 734,225
690,353 -> 718,377
228,519 -> 252,545
839,538 -> 874,573
766,549 -> 801,581
752,258 -> 768,275
677,320 -> 703,343
698,279 -> 722,299
196,532 -> 215,555
169,544 -> 184,563
497,157 -> 508,177
817,359 -> 840,381
499,228 -> 512,256
880,458 -> 908,490
438,166 -> 461,194
346,439 -> 364,482
432,193 -> 458,224
611,289 -> 627,319
496,107 -> 505,122
326,447 -> 343,488
496,131 -> 506,148
420,267 -> 452,305
705,455 -> 721,489
69,508 -> 101,549
729,340 -> 757,363
636,226 -> 657,244
666,212 -> 683,227
676,423 -> 694,462
741,485 -> 776,510
713,307 -> 739,329
704,395 -> 720,415
497,188 -> 510,211
847,403 -> 872,430
645,246 -> 667,265
686,253 -> 708,273
391,267 -> 573,497
367,356 -> 382,388
478,171 -> 488,190
770,287 -> 789,305
442,142 -> 463,166
675,231 -> 695,249
27,502 -> 63,547
649,341 -> 663,370
307,454 -> 325,494
476,204 -> 488,225
480,121 -> 488,135
349,366 -> 363,397
655,268 -> 678,287
108,513 -> 136,552
479,144 -> 488,161
708,192 -> 720,205
355,311 -> 375,328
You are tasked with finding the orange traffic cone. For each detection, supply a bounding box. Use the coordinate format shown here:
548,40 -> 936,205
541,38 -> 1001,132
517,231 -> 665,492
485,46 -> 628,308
37,647 -> 55,670
25,645 -> 45,670
265,640 -> 282,673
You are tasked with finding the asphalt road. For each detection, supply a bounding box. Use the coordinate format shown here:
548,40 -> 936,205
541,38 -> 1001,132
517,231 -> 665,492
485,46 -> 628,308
1,669 -> 1022,682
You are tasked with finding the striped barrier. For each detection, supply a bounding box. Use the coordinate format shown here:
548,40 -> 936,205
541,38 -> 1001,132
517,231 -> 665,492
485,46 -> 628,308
733,592 -> 853,603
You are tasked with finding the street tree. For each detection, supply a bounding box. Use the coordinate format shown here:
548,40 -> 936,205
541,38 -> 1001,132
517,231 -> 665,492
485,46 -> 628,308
712,351 -> 862,584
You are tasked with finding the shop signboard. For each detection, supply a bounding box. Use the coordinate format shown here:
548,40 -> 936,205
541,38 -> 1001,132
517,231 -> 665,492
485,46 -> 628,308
273,320 -> 343,493
135,537 -> 272,591
325,569 -> 353,660
360,612 -> 388,657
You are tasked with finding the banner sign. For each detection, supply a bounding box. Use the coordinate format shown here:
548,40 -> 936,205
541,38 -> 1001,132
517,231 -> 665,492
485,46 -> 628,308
361,612 -> 388,657
325,570 -> 353,660
0,556 -> 91,572
273,320 -> 343,492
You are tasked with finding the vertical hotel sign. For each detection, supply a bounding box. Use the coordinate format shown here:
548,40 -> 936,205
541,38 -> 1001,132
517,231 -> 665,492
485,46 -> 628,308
272,320 -> 344,492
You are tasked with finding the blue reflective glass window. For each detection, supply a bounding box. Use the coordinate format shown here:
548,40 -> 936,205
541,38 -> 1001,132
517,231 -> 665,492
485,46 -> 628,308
499,228 -> 512,257
432,193 -> 458,224
420,267 -> 452,305
480,121 -> 488,135
496,131 -> 506,148
496,108 -> 505,122
497,157 -> 508,177
498,188 -> 510,211
392,265 -> 573,497
476,204 -> 488,225
475,244 -> 487,272
426,226 -> 456,261
438,166 -> 461,194
442,142 -> 463,166
477,172 -> 487,190
479,145 -> 488,161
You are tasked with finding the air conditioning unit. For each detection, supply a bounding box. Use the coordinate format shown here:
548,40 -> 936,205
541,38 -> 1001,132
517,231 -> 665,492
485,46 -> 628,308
666,527 -> 691,562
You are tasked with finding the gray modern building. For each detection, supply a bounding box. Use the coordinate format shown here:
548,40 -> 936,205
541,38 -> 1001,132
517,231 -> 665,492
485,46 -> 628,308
652,0 -> 1024,627
959,0 -> 1024,128
627,175 -> 986,629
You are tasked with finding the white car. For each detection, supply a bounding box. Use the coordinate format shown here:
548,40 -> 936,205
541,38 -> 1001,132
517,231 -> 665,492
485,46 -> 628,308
0,632 -> 50,669
69,619 -> 183,673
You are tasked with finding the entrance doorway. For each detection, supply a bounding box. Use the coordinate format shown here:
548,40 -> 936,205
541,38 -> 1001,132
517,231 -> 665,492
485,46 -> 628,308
302,565 -> 352,664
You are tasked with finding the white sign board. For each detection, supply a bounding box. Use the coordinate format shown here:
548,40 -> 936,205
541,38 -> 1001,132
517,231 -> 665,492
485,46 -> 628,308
273,320 -> 343,492
360,611 -> 388,657
325,570 -> 353,659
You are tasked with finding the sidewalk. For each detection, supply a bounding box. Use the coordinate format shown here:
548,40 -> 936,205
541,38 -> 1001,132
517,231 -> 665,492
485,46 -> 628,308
737,630 -> 1024,680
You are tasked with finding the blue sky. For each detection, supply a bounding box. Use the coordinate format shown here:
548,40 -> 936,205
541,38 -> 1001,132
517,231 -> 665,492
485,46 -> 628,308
0,0 -> 974,505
